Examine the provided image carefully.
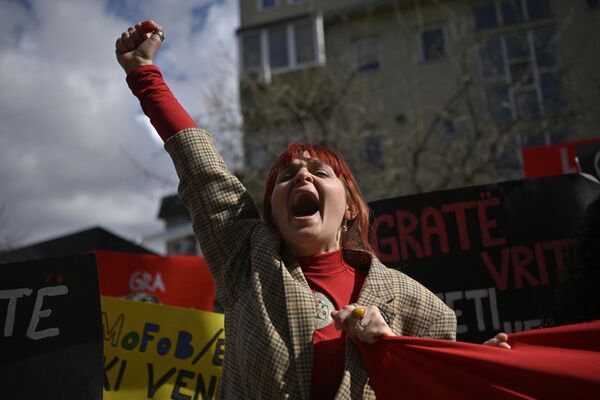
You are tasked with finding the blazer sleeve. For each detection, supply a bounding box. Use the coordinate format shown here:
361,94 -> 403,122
422,306 -> 457,341
164,128 -> 262,309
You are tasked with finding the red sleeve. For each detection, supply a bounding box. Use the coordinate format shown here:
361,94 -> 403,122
126,65 -> 197,142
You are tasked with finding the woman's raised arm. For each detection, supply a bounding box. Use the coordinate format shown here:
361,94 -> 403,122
115,21 -> 263,309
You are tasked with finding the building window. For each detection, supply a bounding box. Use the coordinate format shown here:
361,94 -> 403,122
474,3 -> 499,29
242,32 -> 261,71
526,0 -> 553,19
479,26 -> 565,121
473,0 -> 553,30
168,237 -> 197,255
354,37 -> 380,73
268,26 -> 288,69
501,0 -> 526,25
440,118 -> 458,137
167,216 -> 191,229
421,28 -> 446,61
294,20 -> 316,64
520,130 -> 568,148
587,0 -> 599,9
259,0 -> 277,10
288,0 -> 307,4
239,16 -> 324,80
363,135 -> 383,167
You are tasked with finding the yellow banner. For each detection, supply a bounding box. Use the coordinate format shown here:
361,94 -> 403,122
101,296 -> 224,399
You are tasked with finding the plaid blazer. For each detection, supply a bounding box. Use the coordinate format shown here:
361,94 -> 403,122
165,128 -> 457,399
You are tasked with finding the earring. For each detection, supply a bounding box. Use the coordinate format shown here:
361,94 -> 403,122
342,220 -> 348,232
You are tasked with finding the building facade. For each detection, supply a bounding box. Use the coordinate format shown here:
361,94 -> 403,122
237,0 -> 600,202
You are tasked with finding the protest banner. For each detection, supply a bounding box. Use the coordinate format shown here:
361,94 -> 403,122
521,137 -> 600,178
358,321 -> 600,399
0,253 -> 103,400
101,295 -> 224,400
368,174 -> 600,343
96,250 -> 215,310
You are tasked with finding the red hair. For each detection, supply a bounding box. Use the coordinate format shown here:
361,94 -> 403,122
263,142 -> 374,254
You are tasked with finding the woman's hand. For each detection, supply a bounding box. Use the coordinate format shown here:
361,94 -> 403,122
483,332 -> 511,349
115,20 -> 164,74
331,304 -> 394,344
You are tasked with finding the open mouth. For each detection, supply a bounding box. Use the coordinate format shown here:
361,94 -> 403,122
291,192 -> 320,217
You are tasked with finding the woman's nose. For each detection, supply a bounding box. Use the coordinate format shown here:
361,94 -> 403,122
295,168 -> 313,183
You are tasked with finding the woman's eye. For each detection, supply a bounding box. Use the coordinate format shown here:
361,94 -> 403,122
315,170 -> 330,177
278,173 -> 293,182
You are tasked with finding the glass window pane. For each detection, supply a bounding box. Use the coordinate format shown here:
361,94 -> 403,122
441,119 -> 458,137
363,136 -> 383,167
510,62 -> 534,87
523,132 -> 547,147
533,27 -> 558,67
549,130 -> 568,144
486,84 -> 513,122
540,72 -> 565,114
515,90 -> 541,118
480,37 -> 505,77
268,26 -> 288,69
242,33 -> 261,70
527,0 -> 553,19
473,4 -> 499,30
261,0 -> 276,9
422,28 -> 445,61
501,0 -> 526,25
505,33 -> 530,60
355,38 -> 380,73
294,21 -> 315,64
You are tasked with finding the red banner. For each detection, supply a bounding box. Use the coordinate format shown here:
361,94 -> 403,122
521,138 -> 600,178
358,321 -> 600,399
95,250 -> 215,311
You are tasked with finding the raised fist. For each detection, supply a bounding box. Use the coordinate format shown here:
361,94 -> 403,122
115,20 -> 164,74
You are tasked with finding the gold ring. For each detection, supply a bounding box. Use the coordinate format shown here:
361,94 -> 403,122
352,306 -> 366,319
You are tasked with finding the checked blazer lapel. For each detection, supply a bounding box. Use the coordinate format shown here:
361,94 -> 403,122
346,249 -> 397,310
356,258 -> 402,343
338,250 -> 399,399
282,249 -> 314,400
357,259 -> 397,306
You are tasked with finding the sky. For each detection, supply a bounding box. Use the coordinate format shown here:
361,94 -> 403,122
0,0 -> 240,252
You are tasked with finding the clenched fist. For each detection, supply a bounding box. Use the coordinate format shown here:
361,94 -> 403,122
115,20 -> 164,74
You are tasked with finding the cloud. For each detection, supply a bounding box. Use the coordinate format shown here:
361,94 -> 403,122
0,0 -> 239,250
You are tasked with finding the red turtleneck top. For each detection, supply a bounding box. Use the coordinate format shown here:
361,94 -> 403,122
298,250 -> 365,400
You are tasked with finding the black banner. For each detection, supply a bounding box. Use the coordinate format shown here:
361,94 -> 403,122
369,174 -> 600,343
0,253 -> 103,399
576,141 -> 600,180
